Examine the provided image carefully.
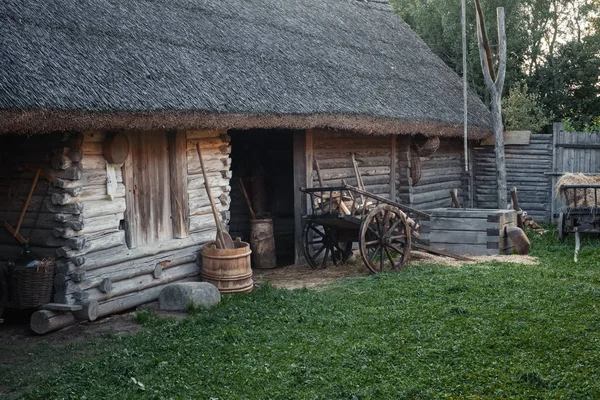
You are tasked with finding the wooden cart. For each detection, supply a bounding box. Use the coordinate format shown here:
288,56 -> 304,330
300,185 -> 440,273
557,184 -> 600,241
557,184 -> 600,262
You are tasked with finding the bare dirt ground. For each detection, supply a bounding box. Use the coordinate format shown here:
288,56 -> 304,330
0,251 -> 538,386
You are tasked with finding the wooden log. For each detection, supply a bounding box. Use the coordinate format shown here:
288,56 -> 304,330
3,212 -> 83,231
30,310 -> 77,335
313,155 -> 392,169
70,299 -> 99,321
84,262 -> 200,302
51,154 -> 72,171
56,230 -> 125,258
68,148 -> 83,163
99,278 -> 113,294
96,277 -> 199,318
187,157 -> 231,175
83,253 -> 197,286
74,254 -> 198,292
321,166 -> 390,181
186,129 -> 228,140
82,167 -> 123,186
82,131 -> 106,143
41,303 -> 83,312
81,197 -> 126,218
187,172 -> 230,190
81,230 -> 213,270
79,184 -> 126,202
66,132 -> 84,149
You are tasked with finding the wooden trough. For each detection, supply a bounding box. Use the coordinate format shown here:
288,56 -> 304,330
419,208 -> 517,255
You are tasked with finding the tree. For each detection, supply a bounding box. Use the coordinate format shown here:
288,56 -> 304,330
390,0 -> 600,129
474,2 -> 508,209
502,81 -> 552,132
531,36 -> 600,130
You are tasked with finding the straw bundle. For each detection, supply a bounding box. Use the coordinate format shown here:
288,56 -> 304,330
556,173 -> 600,207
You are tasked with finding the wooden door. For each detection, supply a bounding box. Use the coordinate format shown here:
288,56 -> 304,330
123,131 -> 173,248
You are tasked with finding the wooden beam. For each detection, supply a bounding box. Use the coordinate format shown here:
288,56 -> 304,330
293,130 -> 310,264
390,135 -> 396,201
168,130 -> 190,239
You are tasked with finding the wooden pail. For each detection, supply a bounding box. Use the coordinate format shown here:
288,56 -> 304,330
250,218 -> 276,269
201,240 -> 253,293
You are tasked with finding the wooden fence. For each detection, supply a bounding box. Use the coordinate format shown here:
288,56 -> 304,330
473,123 -> 600,222
473,133 -> 553,222
550,122 -> 600,221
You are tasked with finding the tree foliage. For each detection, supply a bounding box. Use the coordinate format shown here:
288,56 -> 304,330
502,81 -> 552,132
390,0 -> 600,131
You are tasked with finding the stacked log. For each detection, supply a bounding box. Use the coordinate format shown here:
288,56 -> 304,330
44,130 -> 231,329
312,129 -> 392,198
473,134 -> 552,221
409,138 -> 467,210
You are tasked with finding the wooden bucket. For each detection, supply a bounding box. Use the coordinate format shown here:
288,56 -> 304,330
250,218 -> 276,269
201,240 -> 253,293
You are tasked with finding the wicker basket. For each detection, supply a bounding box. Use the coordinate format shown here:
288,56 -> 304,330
410,149 -> 422,186
8,260 -> 55,309
414,136 -> 440,157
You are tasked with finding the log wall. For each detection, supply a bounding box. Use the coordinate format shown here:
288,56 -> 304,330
22,129 -> 232,321
396,137 -> 469,211
312,129 -> 393,199
0,132 -> 86,260
473,134 -> 553,221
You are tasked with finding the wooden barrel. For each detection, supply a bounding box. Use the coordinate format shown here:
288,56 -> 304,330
201,240 -> 253,293
250,218 -> 276,269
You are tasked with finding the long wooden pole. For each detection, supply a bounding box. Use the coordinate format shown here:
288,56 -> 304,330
462,0 -> 469,173
196,143 -> 226,248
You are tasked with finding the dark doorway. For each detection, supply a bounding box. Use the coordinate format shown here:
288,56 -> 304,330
229,129 -> 295,266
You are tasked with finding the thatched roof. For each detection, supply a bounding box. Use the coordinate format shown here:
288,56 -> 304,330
0,0 -> 492,138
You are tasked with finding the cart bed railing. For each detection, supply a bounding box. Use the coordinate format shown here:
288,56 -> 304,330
560,184 -> 600,211
300,184 -> 430,220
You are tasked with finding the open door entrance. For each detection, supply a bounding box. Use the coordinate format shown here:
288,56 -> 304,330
229,129 -> 296,266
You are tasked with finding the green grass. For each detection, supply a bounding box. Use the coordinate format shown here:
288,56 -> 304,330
3,229 -> 600,399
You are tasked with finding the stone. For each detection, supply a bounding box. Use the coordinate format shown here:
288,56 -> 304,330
158,282 -> 221,311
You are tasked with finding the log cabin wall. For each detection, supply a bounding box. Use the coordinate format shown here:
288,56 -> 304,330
403,138 -> 469,210
311,129 -> 393,198
0,132 -> 85,261
52,129 -> 231,318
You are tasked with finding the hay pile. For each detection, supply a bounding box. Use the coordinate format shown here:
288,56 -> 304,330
556,173 -> 600,207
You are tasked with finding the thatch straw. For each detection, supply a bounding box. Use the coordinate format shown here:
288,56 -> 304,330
0,0 -> 492,136
556,173 -> 600,207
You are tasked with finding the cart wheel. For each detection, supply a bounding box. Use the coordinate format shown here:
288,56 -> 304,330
557,212 -> 567,242
302,221 -> 352,269
359,204 -> 411,273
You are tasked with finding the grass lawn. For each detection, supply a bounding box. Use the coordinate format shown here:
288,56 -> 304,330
2,229 -> 600,399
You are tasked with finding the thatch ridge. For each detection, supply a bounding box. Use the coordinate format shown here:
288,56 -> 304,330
0,0 -> 492,136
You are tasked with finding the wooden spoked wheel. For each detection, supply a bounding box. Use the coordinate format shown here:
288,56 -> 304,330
359,205 -> 411,273
557,212 -> 567,242
303,220 -> 353,269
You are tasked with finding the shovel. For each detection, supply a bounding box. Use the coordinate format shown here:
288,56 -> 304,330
196,142 -> 234,249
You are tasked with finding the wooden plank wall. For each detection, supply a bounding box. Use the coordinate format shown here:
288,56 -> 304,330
550,123 -> 600,221
473,134 -> 553,221
312,129 -> 392,198
52,129 -> 231,319
405,138 -> 468,210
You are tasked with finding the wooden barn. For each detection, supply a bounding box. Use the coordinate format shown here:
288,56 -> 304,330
0,0 -> 491,331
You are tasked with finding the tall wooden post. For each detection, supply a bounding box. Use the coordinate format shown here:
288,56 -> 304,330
475,4 -> 507,209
